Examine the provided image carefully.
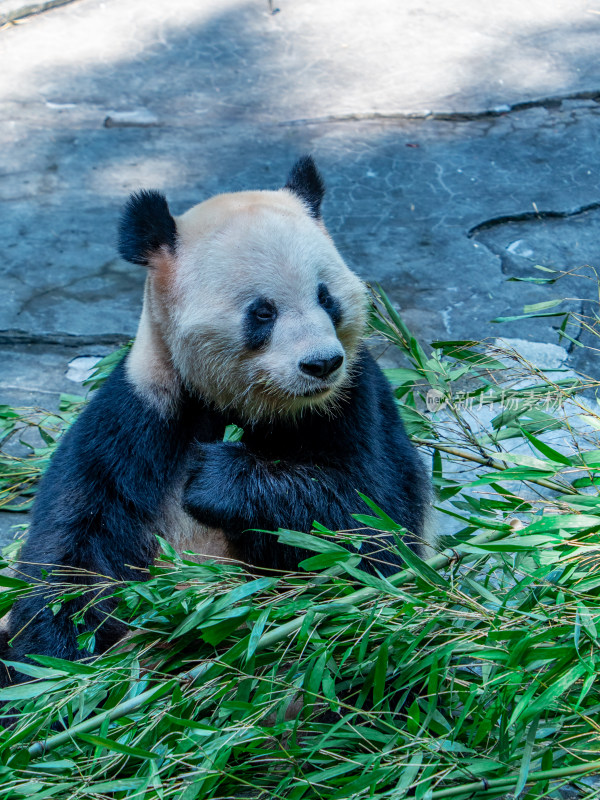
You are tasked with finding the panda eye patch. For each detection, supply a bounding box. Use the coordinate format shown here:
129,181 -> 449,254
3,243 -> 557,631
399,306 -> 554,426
318,284 -> 333,309
244,297 -> 277,350
318,283 -> 342,326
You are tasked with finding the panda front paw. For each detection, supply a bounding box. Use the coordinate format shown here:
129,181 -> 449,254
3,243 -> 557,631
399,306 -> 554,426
188,440 -> 248,473
183,441 -> 253,533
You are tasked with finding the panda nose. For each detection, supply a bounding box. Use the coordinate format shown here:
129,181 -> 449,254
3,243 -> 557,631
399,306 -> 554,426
299,354 -> 344,378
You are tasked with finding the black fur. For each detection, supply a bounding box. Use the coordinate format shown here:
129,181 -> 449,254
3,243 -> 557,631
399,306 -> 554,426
284,156 -> 325,219
1,362 -> 208,682
243,297 -> 278,350
183,348 -> 428,573
1,348 -> 427,682
118,190 -> 177,266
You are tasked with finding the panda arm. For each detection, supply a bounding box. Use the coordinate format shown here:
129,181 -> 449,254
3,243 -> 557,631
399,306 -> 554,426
182,439 -> 371,570
2,361 -> 193,676
184,440 -> 355,531
182,352 -> 429,573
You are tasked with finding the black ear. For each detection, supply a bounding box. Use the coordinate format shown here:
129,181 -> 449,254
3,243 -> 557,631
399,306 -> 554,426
284,155 -> 325,219
118,190 -> 177,266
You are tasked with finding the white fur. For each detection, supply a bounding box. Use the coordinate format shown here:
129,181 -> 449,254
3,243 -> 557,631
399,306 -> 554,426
133,189 -> 368,422
122,187 -> 369,558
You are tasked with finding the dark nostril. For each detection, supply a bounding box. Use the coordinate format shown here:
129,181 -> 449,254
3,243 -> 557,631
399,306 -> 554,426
299,354 -> 344,378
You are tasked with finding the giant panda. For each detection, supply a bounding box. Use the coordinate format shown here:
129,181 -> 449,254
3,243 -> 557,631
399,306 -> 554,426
0,157 -> 431,680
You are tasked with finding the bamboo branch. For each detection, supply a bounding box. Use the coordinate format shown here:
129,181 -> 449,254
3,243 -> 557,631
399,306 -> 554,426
429,759 -> 600,798
412,436 -> 579,495
27,526 -> 511,758
28,683 -> 170,758
255,526 -> 508,652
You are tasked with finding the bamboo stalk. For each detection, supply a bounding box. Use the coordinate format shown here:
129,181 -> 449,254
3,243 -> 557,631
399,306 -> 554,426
255,526 -> 508,652
28,683 -> 169,758
429,759 -> 600,798
412,436 -> 579,495
27,526 -> 511,758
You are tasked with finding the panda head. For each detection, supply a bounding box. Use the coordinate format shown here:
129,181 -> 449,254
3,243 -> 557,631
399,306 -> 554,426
119,157 -> 368,421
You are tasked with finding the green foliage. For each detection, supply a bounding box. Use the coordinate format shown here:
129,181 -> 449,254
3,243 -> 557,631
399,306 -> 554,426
223,424 -> 245,443
0,395 -> 84,514
82,343 -> 133,393
0,344 -> 131,515
1,293 -> 600,797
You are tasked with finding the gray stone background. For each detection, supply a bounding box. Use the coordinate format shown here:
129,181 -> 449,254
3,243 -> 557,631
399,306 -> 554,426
2,0 -> 600,539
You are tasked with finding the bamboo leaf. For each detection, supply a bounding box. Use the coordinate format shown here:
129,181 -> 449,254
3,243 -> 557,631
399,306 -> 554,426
520,428 -> 573,466
77,733 -> 160,759
523,299 -> 564,313
514,714 -> 540,797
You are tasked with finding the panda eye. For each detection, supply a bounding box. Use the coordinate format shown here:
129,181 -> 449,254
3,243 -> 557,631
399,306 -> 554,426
317,284 -> 330,306
244,298 -> 277,350
319,292 -> 334,311
318,283 -> 336,310
251,301 -> 277,323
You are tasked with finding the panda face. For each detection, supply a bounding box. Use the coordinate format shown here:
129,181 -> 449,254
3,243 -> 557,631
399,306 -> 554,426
162,190 -> 367,421
120,159 -> 368,421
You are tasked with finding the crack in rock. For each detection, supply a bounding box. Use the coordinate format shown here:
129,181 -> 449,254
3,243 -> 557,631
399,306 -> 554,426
468,200 -> 600,238
467,205 -> 600,358
0,330 -> 130,347
279,89 -> 600,127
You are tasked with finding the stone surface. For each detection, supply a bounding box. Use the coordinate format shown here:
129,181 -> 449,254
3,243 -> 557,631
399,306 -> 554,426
493,338 -> 569,371
103,108 -> 160,128
2,0 -> 600,544
0,343 -> 111,542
